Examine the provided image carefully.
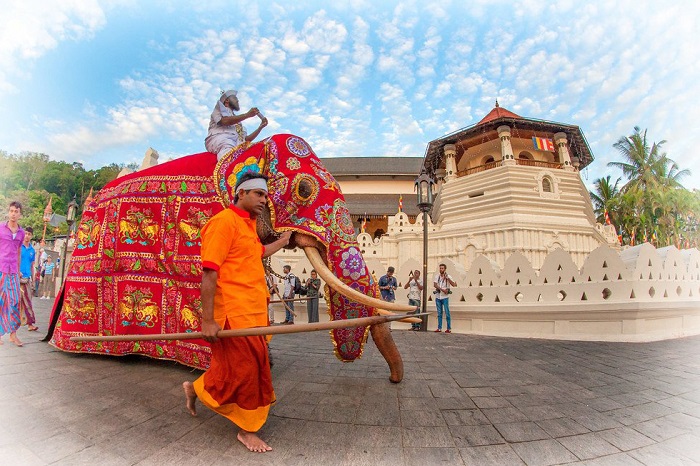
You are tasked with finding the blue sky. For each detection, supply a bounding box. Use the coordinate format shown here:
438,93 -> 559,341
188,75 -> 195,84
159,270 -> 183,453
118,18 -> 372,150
1,0 -> 699,191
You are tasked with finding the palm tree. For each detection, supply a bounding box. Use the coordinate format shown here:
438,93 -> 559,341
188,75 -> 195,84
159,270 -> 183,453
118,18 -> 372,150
608,126 -> 689,191
590,175 -> 621,224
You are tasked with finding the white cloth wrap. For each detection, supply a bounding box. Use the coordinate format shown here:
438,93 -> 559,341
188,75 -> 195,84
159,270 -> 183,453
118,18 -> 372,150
236,178 -> 268,192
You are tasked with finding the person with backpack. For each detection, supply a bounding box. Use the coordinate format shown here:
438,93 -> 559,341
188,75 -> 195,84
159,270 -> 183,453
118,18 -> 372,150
282,265 -> 295,324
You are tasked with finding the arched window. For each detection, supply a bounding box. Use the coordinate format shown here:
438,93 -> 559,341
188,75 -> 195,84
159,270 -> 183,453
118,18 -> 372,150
483,156 -> 495,164
542,176 -> 553,193
519,151 -> 533,160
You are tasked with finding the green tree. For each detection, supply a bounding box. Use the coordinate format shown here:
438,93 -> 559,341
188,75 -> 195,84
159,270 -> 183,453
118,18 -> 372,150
590,175 -> 621,225
599,127 -> 697,248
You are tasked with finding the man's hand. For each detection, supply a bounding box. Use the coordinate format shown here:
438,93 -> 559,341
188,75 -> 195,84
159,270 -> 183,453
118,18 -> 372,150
259,117 -> 268,128
201,319 -> 221,343
279,230 -> 292,245
246,107 -> 260,118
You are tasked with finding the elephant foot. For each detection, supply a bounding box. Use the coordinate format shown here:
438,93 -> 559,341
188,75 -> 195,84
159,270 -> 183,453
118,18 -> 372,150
370,322 -> 403,383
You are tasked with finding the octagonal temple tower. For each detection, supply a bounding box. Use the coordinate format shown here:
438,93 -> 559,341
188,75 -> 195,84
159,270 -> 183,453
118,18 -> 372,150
424,102 -> 619,271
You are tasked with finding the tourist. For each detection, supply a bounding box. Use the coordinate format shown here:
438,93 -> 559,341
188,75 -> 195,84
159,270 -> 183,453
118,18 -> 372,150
379,266 -> 397,302
404,269 -> 422,330
433,263 -> 457,333
281,265 -> 295,324
305,270 -> 321,323
41,255 -> 56,299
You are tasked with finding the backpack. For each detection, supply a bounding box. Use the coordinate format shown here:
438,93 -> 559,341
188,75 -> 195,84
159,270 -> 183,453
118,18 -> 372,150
291,274 -> 307,296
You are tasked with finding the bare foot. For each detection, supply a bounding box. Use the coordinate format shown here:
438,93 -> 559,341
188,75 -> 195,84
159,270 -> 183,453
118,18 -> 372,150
9,334 -> 23,347
237,430 -> 272,453
182,381 -> 197,416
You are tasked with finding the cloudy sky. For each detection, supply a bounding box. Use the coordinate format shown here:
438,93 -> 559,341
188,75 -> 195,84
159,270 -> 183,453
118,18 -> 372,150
1,0 -> 699,190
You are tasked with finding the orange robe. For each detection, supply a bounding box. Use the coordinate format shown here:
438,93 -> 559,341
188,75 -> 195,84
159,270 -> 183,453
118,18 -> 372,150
193,205 -> 274,432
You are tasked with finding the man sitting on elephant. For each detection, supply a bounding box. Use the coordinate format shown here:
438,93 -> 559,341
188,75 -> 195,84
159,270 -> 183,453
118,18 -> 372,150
204,89 -> 269,159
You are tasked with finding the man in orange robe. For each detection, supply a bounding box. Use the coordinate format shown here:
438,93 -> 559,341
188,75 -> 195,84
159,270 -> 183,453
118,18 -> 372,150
183,172 -> 291,453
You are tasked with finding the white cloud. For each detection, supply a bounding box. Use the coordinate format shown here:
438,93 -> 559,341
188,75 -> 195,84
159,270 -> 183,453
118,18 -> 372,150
2,0 -> 700,191
0,0 -> 106,94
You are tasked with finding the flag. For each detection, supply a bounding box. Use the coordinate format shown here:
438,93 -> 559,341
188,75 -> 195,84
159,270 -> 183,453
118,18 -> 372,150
651,230 -> 658,244
630,229 -> 636,246
643,229 -> 648,243
618,225 -> 623,245
532,136 -> 555,151
361,213 -> 367,233
604,210 -> 611,225
398,195 -> 403,212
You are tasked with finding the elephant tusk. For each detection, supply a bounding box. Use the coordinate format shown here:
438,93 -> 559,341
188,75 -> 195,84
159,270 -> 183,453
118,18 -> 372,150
303,246 -> 419,314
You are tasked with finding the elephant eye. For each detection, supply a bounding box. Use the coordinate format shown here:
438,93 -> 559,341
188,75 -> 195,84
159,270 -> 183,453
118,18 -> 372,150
298,179 -> 313,200
292,173 -> 320,206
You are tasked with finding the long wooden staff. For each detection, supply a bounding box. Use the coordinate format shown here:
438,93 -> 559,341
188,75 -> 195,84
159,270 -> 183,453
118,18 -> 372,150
70,313 -> 428,342
269,296 -> 313,304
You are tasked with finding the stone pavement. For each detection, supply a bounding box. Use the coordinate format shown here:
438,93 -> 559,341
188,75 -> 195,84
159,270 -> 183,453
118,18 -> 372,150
1,298 -> 699,465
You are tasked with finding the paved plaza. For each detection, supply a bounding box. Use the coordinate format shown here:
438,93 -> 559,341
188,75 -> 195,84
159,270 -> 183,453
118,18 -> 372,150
1,298 -> 699,465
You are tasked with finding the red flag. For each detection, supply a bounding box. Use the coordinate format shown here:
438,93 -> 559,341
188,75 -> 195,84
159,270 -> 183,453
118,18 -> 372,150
604,210 -> 611,225
398,195 -> 403,212
361,213 -> 367,233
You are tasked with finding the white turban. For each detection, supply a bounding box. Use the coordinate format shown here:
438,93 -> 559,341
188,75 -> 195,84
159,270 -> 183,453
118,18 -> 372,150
236,178 -> 268,193
220,89 -> 237,102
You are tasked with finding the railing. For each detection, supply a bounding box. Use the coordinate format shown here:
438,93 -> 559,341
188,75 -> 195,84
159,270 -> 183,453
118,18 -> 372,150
516,159 -> 563,169
457,159 -> 563,177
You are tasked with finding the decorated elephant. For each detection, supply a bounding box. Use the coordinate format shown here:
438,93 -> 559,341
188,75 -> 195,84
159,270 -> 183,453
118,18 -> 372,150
48,134 -> 415,382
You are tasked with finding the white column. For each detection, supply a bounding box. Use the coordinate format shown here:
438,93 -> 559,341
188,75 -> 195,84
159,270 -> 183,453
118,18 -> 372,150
553,132 -> 573,171
444,144 -> 457,181
497,126 -> 515,166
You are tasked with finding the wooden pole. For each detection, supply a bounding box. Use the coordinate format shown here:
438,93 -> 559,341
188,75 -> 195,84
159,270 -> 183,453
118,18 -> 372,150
269,296 -> 314,304
70,313 -> 428,343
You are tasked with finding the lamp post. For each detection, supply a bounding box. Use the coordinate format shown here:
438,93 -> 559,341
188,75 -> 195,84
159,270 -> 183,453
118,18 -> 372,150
60,196 -> 78,287
415,170 -> 435,332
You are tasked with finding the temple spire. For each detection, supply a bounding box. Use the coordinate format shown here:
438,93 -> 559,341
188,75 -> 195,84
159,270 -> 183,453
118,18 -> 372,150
495,99 -> 499,108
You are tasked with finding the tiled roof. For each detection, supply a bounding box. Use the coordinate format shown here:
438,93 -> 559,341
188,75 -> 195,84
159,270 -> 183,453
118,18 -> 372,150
343,193 -> 420,217
477,103 -> 522,125
320,157 -> 423,177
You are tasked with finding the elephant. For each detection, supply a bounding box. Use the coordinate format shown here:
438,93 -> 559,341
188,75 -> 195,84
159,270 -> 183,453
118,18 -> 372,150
48,134 -> 416,382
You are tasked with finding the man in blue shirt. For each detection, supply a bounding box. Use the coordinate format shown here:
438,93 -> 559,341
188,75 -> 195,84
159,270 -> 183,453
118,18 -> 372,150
19,227 -> 38,331
378,266 -> 398,302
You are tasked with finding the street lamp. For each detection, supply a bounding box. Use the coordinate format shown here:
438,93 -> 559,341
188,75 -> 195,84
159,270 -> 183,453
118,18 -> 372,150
60,196 -> 78,287
415,170 -> 435,332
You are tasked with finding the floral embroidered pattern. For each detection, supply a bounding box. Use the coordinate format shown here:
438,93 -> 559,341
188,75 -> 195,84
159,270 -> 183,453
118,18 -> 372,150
286,136 -> 311,157
338,246 -> 364,281
286,157 -> 301,170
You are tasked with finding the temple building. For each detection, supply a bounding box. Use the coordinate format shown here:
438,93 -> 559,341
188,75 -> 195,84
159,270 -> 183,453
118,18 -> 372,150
421,101 -> 619,270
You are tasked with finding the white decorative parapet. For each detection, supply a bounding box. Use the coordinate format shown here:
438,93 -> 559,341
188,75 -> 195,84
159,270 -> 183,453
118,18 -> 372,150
435,243 -> 700,342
